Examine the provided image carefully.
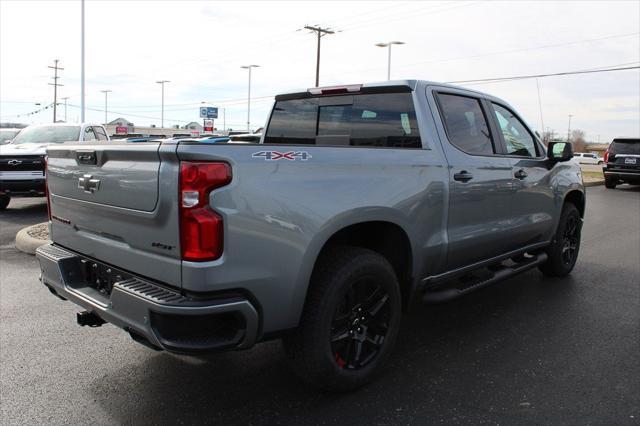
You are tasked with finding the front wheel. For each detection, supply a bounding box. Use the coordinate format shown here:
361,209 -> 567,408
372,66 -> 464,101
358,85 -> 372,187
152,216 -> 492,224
0,194 -> 10,211
539,203 -> 581,277
284,246 -> 402,392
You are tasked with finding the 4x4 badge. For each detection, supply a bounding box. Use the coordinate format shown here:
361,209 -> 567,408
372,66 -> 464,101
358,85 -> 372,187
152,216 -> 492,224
252,151 -> 312,161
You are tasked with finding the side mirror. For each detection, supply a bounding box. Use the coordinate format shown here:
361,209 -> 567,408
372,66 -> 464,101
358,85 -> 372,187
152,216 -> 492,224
548,141 -> 573,162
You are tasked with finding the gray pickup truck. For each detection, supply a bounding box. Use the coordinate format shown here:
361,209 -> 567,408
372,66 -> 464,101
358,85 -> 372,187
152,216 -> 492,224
36,80 -> 584,391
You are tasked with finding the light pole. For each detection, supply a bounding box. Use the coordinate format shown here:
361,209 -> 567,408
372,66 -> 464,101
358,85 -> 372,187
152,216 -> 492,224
61,97 -> 70,122
567,114 -> 573,142
241,65 -> 259,132
156,80 -> 170,128
100,90 -> 111,124
375,41 -> 405,80
80,0 -> 85,122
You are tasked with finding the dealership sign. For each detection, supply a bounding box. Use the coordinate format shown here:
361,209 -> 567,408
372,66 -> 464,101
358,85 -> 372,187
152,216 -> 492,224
199,107 -> 218,119
204,119 -> 214,132
115,126 -> 128,134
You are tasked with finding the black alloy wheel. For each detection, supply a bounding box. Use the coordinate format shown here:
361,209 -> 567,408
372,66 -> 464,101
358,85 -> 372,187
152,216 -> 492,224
330,280 -> 390,370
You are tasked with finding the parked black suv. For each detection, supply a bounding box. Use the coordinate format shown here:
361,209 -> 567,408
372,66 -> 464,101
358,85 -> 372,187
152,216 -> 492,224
603,138 -> 640,189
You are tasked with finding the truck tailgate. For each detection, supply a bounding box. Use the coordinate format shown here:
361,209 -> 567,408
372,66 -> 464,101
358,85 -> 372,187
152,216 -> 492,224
46,142 -> 182,286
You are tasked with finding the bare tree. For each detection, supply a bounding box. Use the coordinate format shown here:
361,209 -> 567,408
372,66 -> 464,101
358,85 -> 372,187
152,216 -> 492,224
570,129 -> 587,152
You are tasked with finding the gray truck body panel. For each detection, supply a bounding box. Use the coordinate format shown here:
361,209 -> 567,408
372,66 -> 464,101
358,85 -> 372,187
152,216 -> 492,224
39,80 -> 584,347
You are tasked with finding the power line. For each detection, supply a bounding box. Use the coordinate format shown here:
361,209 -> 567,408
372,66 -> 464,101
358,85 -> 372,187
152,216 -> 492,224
341,1 -> 484,32
445,64 -> 640,85
322,32 -> 640,80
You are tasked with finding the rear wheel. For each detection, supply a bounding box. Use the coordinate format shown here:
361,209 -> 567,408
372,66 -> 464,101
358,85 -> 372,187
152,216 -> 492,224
284,246 -> 402,392
539,203 -> 581,277
604,176 -> 617,189
0,195 -> 10,211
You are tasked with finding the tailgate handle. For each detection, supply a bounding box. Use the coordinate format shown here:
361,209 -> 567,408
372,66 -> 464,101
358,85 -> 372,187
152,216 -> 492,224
76,150 -> 97,165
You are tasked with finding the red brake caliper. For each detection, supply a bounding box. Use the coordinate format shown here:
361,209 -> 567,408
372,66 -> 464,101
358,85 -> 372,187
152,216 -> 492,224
335,353 -> 346,368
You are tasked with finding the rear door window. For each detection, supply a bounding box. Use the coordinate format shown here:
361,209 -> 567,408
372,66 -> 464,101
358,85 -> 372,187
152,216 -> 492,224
436,93 -> 495,156
265,92 -> 421,148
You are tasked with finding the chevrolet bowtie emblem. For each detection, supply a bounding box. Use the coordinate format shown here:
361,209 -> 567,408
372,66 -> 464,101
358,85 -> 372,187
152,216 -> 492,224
8,159 -> 22,166
78,174 -> 100,193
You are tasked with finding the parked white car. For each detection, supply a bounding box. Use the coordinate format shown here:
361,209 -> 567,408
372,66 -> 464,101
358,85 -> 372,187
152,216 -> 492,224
0,123 -> 110,210
573,152 -> 603,165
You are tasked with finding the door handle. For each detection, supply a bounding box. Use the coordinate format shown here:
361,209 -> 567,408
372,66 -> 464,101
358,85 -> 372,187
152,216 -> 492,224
453,171 -> 473,182
514,169 -> 528,180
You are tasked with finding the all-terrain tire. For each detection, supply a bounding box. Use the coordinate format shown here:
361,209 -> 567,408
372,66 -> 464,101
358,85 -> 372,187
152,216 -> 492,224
283,246 -> 402,392
539,203 -> 581,277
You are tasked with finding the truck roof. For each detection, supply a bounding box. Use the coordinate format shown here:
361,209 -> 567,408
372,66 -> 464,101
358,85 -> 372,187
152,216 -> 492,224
275,79 -> 491,100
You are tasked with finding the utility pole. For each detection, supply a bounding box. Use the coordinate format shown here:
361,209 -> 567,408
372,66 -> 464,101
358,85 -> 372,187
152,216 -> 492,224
156,80 -> 170,128
303,25 -> 335,87
241,65 -> 259,132
567,114 -> 573,142
61,97 -> 70,122
100,90 -> 112,124
48,59 -> 64,122
375,41 -> 405,80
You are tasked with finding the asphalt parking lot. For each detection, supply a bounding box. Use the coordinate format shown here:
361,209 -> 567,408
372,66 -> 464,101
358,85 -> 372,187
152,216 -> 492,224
1,186 -> 639,425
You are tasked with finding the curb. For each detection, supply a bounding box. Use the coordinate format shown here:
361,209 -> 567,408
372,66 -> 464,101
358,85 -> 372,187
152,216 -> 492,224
15,223 -> 51,255
584,180 -> 605,187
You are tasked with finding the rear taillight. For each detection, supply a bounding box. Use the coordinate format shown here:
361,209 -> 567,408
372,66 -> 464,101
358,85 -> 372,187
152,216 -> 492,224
603,150 -> 609,163
45,156 -> 51,221
179,162 -> 231,261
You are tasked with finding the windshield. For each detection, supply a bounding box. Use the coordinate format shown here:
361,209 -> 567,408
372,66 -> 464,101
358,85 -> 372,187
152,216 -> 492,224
11,125 -> 80,144
0,129 -> 20,144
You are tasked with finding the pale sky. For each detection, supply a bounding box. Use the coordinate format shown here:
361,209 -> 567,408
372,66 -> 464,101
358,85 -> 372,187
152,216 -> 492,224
1,0 -> 639,142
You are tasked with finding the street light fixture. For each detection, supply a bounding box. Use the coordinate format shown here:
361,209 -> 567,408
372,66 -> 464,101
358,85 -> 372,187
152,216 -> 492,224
241,65 -> 259,132
156,80 -> 170,128
100,90 -> 112,124
375,41 -> 405,80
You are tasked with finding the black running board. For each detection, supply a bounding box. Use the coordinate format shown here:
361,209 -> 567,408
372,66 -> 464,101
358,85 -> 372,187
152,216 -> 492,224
422,253 -> 548,303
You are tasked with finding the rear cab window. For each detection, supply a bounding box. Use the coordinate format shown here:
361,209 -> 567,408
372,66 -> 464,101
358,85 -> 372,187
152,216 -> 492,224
264,91 -> 421,148
610,139 -> 640,155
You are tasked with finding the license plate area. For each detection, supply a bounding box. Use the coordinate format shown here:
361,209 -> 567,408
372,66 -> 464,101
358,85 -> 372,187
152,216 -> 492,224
624,157 -> 637,165
63,257 -> 133,305
79,259 -> 132,297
